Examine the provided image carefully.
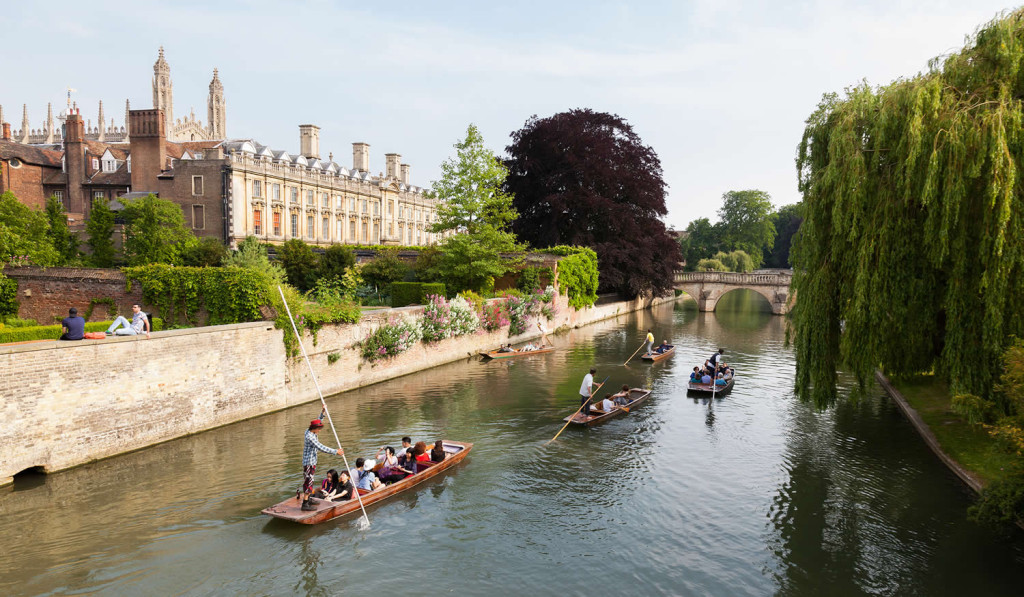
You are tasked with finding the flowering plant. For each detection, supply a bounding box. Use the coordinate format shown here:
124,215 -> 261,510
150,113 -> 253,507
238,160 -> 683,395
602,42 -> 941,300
505,293 -> 541,336
481,302 -> 509,331
420,294 -> 479,342
360,316 -> 421,362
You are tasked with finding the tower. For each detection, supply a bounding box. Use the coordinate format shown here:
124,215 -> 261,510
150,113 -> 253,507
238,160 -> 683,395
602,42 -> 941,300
19,104 -> 29,143
207,68 -> 226,139
124,99 -> 131,142
44,103 -> 54,144
96,100 -> 105,142
299,124 -> 320,160
152,46 -> 174,132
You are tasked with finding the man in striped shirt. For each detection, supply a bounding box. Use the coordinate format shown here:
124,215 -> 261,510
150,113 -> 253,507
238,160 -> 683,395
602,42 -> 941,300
300,417 -> 344,511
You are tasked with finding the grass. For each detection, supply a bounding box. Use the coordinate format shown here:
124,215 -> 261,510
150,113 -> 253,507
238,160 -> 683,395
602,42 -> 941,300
893,374 -> 1017,485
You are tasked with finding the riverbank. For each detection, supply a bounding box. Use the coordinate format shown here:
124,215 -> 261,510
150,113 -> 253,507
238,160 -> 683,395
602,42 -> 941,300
876,372 -> 1017,493
0,291 -> 677,486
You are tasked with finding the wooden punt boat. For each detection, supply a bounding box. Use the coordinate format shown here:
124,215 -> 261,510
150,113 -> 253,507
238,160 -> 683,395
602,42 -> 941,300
640,345 -> 675,362
261,440 -> 473,524
563,388 -> 652,427
687,372 -> 735,396
480,345 -> 555,359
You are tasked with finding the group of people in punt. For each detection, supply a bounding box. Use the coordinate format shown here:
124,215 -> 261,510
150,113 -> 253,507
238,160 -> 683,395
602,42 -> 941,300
497,342 -> 543,353
298,414 -> 449,511
579,368 -> 634,418
689,348 -> 733,386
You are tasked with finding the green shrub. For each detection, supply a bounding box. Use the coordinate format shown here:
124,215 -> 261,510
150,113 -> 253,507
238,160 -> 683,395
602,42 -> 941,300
696,258 -> 729,272
319,244 -> 356,281
278,239 -> 319,292
391,282 -> 422,307
327,352 -> 341,365
0,318 -> 164,344
0,274 -> 17,319
421,283 -> 446,301
360,316 -> 421,361
184,237 -> 229,267
951,393 -> 997,424
361,247 -> 409,292
123,264 -> 273,326
1,317 -> 39,328
542,247 -> 598,309
969,469 -> 1024,525
458,290 -> 486,314
517,266 -> 549,293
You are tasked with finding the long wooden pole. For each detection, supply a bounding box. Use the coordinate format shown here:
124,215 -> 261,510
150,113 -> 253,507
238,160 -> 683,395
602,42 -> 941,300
278,286 -> 371,528
546,375 -> 609,446
623,342 -> 646,366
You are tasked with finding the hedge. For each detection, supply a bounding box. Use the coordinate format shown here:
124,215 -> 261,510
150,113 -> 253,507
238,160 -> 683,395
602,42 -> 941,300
391,282 -> 447,307
0,318 -> 165,344
0,274 -> 17,319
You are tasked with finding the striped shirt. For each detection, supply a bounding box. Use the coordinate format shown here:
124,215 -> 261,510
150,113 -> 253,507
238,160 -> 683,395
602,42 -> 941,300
303,429 -> 336,466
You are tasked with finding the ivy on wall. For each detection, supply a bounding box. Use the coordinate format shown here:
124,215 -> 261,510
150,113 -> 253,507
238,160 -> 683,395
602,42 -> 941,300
538,246 -> 599,309
123,264 -> 270,326
83,297 -> 117,321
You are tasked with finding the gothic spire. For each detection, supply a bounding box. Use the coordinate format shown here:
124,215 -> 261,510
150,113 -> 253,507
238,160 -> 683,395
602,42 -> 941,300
45,103 -> 54,144
20,104 -> 30,143
97,100 -> 105,141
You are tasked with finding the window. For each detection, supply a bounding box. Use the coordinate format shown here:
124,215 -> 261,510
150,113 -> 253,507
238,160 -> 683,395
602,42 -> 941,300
349,197 -> 356,211
92,158 -> 99,170
102,158 -> 116,172
192,205 -> 205,230
388,202 -> 393,215
273,211 -> 281,236
307,215 -> 314,238
322,217 -> 329,239
322,193 -> 329,207
9,158 -> 21,168
253,180 -> 262,198
273,183 -> 281,200
192,175 -> 204,196
53,190 -> 64,202
93,191 -> 105,200
362,221 -> 368,242
337,220 -> 343,240
349,220 -> 356,240
290,187 -> 298,203
398,206 -> 403,219
373,202 -> 379,215
373,223 -> 379,243
362,199 -> 367,213
306,190 -> 314,205
407,228 -> 412,243
291,213 -> 298,237
253,210 -> 263,235
336,195 -> 343,208
389,223 -> 393,236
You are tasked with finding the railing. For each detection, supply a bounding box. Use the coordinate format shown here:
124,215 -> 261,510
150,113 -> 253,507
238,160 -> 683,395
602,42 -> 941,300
674,270 -> 793,286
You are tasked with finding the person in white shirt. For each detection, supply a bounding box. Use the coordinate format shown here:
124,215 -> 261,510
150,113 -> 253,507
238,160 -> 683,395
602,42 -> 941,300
599,394 -> 616,413
579,368 -> 597,417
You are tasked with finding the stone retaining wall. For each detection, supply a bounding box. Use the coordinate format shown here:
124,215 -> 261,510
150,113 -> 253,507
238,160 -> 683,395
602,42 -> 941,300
0,292 -> 676,486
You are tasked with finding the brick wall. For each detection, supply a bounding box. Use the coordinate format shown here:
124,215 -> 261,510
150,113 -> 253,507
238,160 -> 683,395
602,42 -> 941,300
4,267 -> 150,324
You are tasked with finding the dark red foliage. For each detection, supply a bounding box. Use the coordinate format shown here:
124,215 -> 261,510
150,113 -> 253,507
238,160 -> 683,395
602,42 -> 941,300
504,109 -> 679,297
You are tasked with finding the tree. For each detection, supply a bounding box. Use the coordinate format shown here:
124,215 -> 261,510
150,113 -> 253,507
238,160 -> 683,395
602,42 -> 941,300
763,203 -> 802,269
679,217 -> 723,270
717,190 -> 776,268
318,244 -> 356,281
791,10 -> 1024,407
85,197 -> 117,267
360,247 -> 409,291
278,238 -> 319,291
504,109 -> 678,297
430,124 -> 524,292
45,196 -> 78,264
223,236 -> 284,284
184,237 -> 228,267
0,191 -> 60,266
121,194 -> 198,266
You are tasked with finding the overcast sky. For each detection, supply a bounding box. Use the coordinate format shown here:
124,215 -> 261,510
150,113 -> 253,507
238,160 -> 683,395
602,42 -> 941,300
1,1 -> 1016,228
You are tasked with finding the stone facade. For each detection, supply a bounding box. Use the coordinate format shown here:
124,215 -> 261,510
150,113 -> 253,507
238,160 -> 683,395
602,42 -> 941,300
674,270 -> 793,314
0,292 -> 677,485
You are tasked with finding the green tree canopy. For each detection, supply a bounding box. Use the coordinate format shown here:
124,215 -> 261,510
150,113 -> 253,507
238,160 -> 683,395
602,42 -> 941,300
223,236 -> 285,283
792,10 -> 1024,407
679,217 -> 723,270
121,194 -> 198,266
717,190 -> 776,267
763,203 -> 802,269
361,247 -> 409,290
278,238 -> 319,291
85,198 -> 117,267
0,191 -> 60,266
318,244 -> 356,281
45,196 -> 78,264
429,123 -> 524,292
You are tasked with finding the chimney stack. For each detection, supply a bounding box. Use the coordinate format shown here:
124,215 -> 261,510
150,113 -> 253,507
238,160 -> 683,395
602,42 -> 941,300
64,113 -> 87,214
129,109 -> 168,193
2,122 -> 10,141
400,163 -> 410,185
385,153 -> 400,180
352,142 -> 369,172
299,124 -> 320,160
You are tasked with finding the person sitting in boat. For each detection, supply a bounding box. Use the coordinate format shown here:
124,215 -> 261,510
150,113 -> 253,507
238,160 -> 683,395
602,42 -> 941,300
701,371 -> 713,384
351,458 -> 383,492
413,441 -> 431,463
594,394 -> 615,413
613,385 -> 631,406
498,344 -> 515,353
655,341 -> 670,354
690,367 -> 703,383
521,343 -> 536,352
396,437 -> 413,458
398,447 -> 419,475
715,372 -> 728,386
376,446 -> 409,484
314,469 -> 340,499
430,440 -> 447,462
334,469 -> 355,501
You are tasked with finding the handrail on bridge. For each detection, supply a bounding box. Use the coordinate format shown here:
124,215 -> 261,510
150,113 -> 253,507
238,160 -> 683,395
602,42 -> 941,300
673,270 -> 793,285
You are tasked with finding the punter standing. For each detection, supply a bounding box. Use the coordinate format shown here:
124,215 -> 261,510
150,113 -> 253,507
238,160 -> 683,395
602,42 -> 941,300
299,416 -> 344,511
645,329 -> 655,356
579,367 -> 598,417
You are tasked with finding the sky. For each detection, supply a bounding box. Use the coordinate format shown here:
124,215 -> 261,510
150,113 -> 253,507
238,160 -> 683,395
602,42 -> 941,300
1,0 -> 1017,229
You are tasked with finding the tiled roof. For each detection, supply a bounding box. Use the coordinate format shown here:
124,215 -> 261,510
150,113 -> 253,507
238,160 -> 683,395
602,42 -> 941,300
0,140 -> 63,167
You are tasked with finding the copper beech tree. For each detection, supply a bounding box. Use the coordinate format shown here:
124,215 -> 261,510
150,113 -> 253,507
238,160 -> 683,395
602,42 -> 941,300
503,109 -> 679,298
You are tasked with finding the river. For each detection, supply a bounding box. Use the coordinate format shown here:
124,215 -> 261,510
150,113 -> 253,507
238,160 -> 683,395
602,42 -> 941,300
2,291 -> 1024,596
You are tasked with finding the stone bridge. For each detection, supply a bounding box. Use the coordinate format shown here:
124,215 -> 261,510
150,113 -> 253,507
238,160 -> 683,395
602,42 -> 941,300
674,270 -> 793,315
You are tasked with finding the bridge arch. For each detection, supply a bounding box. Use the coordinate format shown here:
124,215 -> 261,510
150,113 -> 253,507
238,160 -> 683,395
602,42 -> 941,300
673,270 -> 793,315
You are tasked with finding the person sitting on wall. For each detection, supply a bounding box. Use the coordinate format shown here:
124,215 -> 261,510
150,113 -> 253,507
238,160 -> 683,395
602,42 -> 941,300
105,304 -> 150,339
60,307 -> 85,341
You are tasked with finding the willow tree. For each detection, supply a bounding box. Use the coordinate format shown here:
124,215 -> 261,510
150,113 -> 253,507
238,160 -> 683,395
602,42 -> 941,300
792,10 -> 1024,408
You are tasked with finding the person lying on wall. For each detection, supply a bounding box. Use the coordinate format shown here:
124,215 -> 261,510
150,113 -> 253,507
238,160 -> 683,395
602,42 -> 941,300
105,304 -> 150,339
